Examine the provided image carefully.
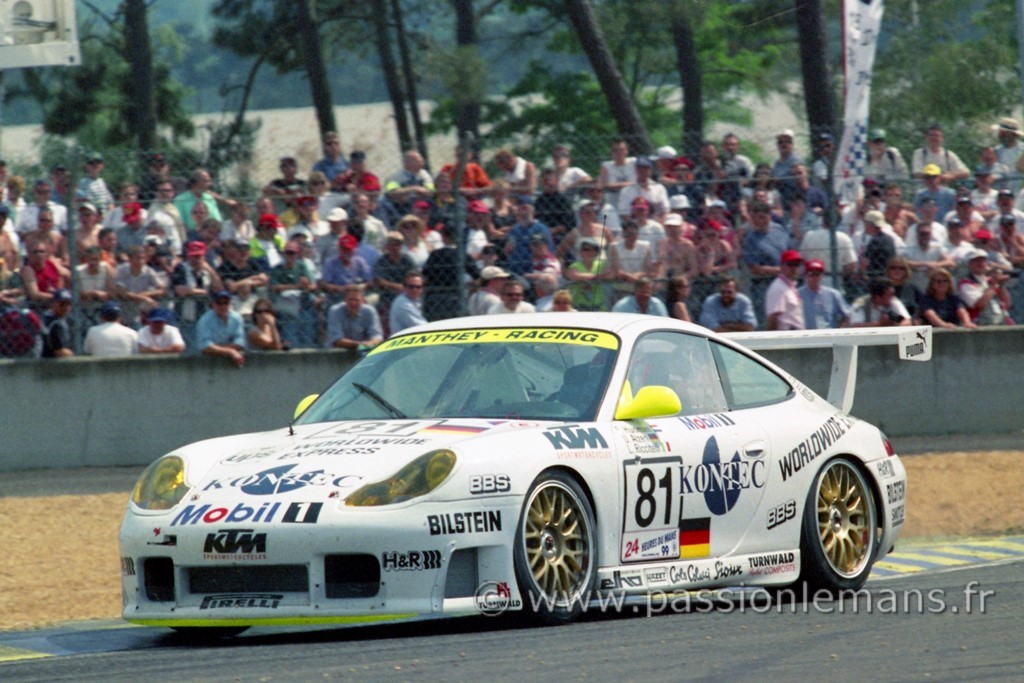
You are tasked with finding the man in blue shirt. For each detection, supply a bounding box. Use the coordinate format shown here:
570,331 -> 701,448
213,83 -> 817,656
326,285 -> 383,350
799,259 -> 851,329
312,131 -> 348,186
504,197 -> 554,276
196,290 -> 246,367
612,278 -> 667,316
698,278 -> 757,332
389,272 -> 427,336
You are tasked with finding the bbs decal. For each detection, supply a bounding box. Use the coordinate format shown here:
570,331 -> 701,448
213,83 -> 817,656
766,500 -> 796,530
469,474 -> 510,495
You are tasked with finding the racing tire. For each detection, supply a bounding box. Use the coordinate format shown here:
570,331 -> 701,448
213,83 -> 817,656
170,626 -> 249,640
513,470 -> 596,625
798,456 -> 878,596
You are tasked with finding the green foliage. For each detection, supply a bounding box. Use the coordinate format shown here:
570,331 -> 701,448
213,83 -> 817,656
870,0 -> 1019,163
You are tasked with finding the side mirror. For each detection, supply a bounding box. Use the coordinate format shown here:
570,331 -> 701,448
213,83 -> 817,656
615,383 -> 681,420
293,394 -> 319,420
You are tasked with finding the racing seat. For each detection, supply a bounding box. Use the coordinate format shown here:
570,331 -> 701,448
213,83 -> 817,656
554,362 -> 604,415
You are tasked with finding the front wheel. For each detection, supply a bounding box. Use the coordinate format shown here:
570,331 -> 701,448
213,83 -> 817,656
513,470 -> 596,625
799,457 -> 878,594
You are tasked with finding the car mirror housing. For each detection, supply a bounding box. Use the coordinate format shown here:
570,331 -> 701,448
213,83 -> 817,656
294,393 -> 319,420
614,382 -> 682,420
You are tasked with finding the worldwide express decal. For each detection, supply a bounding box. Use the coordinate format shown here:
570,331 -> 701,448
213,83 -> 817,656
778,414 -> 854,482
370,327 -> 620,354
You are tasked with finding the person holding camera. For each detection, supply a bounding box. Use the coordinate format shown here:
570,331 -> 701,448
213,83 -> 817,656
958,249 -> 1013,326
849,277 -> 912,327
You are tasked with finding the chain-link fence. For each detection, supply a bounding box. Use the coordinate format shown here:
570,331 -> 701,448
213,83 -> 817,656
2,118 -> 1021,360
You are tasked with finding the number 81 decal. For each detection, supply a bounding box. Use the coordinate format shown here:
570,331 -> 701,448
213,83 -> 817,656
621,457 -> 682,563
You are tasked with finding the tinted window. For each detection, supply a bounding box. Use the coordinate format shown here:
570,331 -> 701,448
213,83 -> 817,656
626,332 -> 728,416
711,342 -> 792,409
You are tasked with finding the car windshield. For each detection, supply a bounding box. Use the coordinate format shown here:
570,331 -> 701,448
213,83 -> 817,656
295,327 -> 620,424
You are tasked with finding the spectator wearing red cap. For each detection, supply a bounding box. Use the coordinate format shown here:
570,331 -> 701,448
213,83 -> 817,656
765,249 -> 805,330
617,156 -> 668,220
333,150 -> 381,195
319,233 -> 372,303
607,219 -> 654,301
114,201 -> 150,255
692,218 -> 736,284
268,240 -> 317,346
172,240 -> 223,347
798,259 -> 851,329
249,213 -> 286,269
628,196 -> 665,255
464,200 -> 490,261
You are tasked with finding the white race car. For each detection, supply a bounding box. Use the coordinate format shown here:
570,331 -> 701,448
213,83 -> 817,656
120,314 -> 928,634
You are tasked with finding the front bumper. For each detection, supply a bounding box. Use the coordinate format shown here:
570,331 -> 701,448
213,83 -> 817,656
119,498 -> 521,627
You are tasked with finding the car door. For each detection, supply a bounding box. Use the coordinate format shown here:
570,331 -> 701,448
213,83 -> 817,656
613,331 -> 771,569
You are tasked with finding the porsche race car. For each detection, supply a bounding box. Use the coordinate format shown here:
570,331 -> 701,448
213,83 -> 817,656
120,314 -> 929,634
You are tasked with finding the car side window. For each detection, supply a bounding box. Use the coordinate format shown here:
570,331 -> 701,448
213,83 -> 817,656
710,342 -> 792,409
627,332 -> 727,416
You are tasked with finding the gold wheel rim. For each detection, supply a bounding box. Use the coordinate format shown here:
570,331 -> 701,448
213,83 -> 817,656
816,462 -> 875,578
523,483 -> 591,598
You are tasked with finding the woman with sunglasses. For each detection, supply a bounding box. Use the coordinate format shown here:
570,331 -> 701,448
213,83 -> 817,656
918,267 -> 976,328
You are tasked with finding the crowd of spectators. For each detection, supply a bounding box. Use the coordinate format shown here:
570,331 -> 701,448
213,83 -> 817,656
2,118 -> 1023,362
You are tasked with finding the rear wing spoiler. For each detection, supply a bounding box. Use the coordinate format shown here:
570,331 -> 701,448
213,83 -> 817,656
722,326 -> 932,413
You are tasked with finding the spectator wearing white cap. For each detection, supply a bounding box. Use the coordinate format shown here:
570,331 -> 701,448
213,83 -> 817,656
771,128 -> 804,200
469,265 -> 509,316
656,213 -> 698,284
312,206 -> 349,269
992,117 -> 1024,178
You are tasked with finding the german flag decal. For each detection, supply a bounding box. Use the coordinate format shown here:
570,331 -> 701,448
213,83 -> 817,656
679,517 -> 711,558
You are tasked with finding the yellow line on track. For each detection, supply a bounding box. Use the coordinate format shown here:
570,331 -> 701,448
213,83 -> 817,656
0,646 -> 51,662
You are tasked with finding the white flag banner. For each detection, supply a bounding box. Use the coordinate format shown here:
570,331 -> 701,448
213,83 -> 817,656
834,0 -> 885,206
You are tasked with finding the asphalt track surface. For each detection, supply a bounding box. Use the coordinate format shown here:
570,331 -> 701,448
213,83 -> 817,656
1,555 -> 1022,682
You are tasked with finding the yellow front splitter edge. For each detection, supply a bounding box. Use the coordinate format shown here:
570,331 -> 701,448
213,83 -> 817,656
127,613 -> 418,628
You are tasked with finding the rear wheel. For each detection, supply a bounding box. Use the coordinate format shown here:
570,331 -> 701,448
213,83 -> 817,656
513,471 -> 596,624
799,457 -> 878,594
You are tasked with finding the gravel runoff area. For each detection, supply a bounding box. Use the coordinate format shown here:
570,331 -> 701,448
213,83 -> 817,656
1,432 -> 1021,631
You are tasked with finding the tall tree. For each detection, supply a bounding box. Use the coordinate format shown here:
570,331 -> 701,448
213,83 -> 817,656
371,0 -> 414,152
392,0 -> 428,162
296,0 -> 337,136
453,0 -> 480,146
123,0 -> 157,150
794,0 -> 836,138
668,2 -> 703,158
563,0 -> 651,154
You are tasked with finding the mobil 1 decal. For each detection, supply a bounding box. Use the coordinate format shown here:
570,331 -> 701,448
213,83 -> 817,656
621,456 -> 682,563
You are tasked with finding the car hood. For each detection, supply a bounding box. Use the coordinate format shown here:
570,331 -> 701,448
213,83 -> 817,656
180,418 -> 558,503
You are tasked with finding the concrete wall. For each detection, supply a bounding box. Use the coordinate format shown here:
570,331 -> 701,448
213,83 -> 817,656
2,328 -> 1021,472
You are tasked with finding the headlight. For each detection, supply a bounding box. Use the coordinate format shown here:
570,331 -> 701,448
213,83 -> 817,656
131,456 -> 190,510
346,449 -> 457,507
